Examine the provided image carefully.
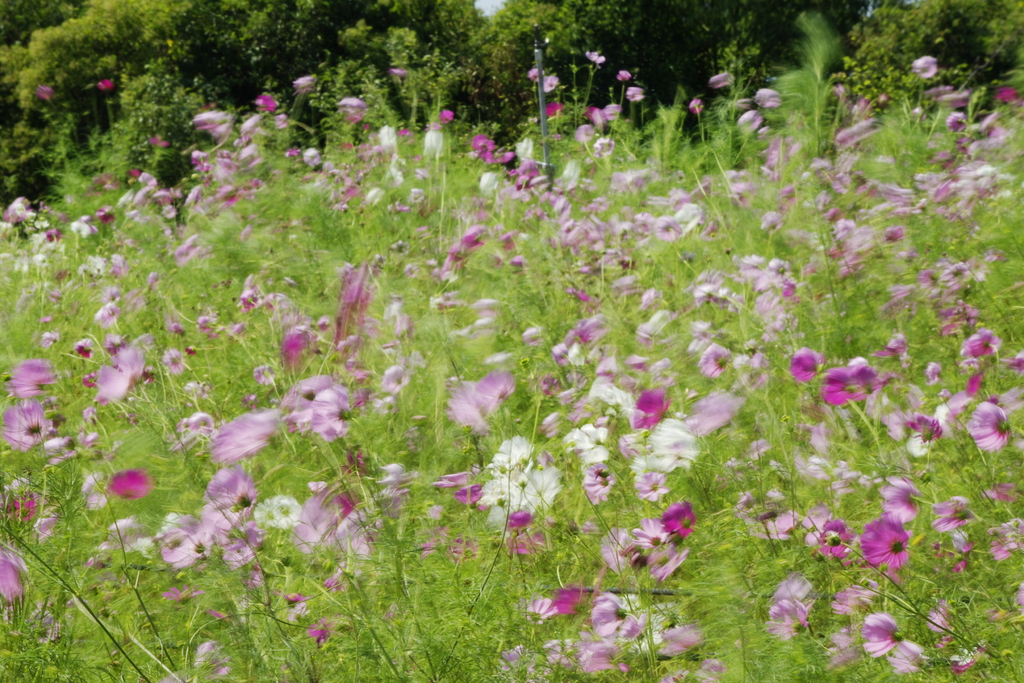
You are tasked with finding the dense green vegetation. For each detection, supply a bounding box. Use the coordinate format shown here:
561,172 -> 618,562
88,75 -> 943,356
3,0 -> 1024,203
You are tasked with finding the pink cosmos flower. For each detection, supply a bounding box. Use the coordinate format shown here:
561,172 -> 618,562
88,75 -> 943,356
36,85 -> 54,100
8,359 -> 55,398
526,597 -> 559,623
210,410 -> 280,464
860,514 -> 910,569
617,70 -> 631,82
108,469 -> 153,499
631,388 -> 670,429
880,477 -> 921,522
649,544 -> 689,582
96,346 -> 145,404
585,51 -> 605,66
932,497 -> 974,532
205,466 -> 258,517
583,464 -> 615,504
626,87 -> 645,102
810,519 -> 856,559
310,386 -> 350,441
293,76 -> 316,95
754,89 -> 781,109
862,613 -> 925,672
821,362 -> 878,405
766,599 -> 809,640
698,343 -> 731,378
3,400 -> 49,451
635,472 -> 669,501
967,402 -> 1010,451
0,546 -> 27,602
337,97 -> 366,123
689,98 -> 704,115
592,592 -> 646,639
97,79 -> 115,93
255,95 -> 277,113
685,392 -> 744,436
708,72 -> 732,89
962,328 -> 1001,357
790,347 -> 824,382
912,56 -> 938,79
738,110 -> 763,132
661,501 -> 696,541
831,584 -> 875,615
659,624 -> 702,655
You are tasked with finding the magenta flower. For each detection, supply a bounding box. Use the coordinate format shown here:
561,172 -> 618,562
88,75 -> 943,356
3,400 -> 49,451
862,613 -> 925,672
708,72 -> 732,89
552,585 -> 586,615
649,544 -> 689,582
790,347 -> 824,382
95,346 -> 145,404
932,497 -> 974,532
946,112 -> 967,132
698,343 -> 731,378
967,401 -> 1010,452
453,484 -> 482,505
860,514 -> 910,569
108,469 -> 153,500
0,546 -> 27,603
688,98 -> 704,115
36,85 -> 54,101
96,79 -> 115,93
632,387 -> 669,429
439,109 -> 454,124
617,70 -> 631,82
626,87 -> 645,102
821,363 -> 878,405
255,94 -> 277,112
811,519 -> 856,559
8,359 -> 55,398
210,410 -> 280,464
912,56 -> 938,79
661,501 -> 696,541
962,328 -> 1001,357
308,617 -> 335,647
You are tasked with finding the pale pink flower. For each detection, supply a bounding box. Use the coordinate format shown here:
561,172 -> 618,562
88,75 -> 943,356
932,497 -> 974,532
310,386 -> 350,441
659,624 -> 702,655
698,343 -> 731,378
210,410 -> 280,464
3,400 -> 49,451
0,546 -> 27,602
635,472 -> 669,501
583,464 -> 615,504
912,56 -> 938,79
967,402 -> 1010,452
8,359 -> 55,398
881,477 -> 921,522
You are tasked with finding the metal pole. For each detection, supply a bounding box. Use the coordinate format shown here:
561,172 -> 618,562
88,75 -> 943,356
533,24 -> 554,185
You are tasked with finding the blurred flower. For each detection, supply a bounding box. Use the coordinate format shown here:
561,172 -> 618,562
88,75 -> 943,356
755,88 -> 781,108
108,469 -> 153,500
626,86 -> 645,102
617,70 -> 632,82
860,514 -> 909,569
946,112 -> 967,132
585,51 -> 605,66
439,109 -> 454,124
708,72 -> 732,89
8,359 -> 55,398
96,79 -> 115,93
337,97 -> 367,123
210,410 -> 280,464
689,98 -> 704,115
543,75 -> 559,93
912,56 -> 938,79
967,402 -> 1010,452
293,76 -> 316,95
0,546 -> 27,602
388,67 -> 408,78
36,85 -> 54,101
255,95 -> 277,113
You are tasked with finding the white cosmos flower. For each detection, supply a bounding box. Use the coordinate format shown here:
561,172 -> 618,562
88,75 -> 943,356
254,495 -> 302,529
648,419 -> 699,470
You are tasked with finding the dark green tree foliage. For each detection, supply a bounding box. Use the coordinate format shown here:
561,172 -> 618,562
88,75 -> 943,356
0,0 -> 86,47
843,0 -> 1024,102
556,0 -> 873,103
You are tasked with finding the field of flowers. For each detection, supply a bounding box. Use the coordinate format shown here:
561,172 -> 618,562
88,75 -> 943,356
4,46 -> 1024,682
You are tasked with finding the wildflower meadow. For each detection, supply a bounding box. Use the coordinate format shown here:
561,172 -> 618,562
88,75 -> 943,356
5,24 -> 1024,683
